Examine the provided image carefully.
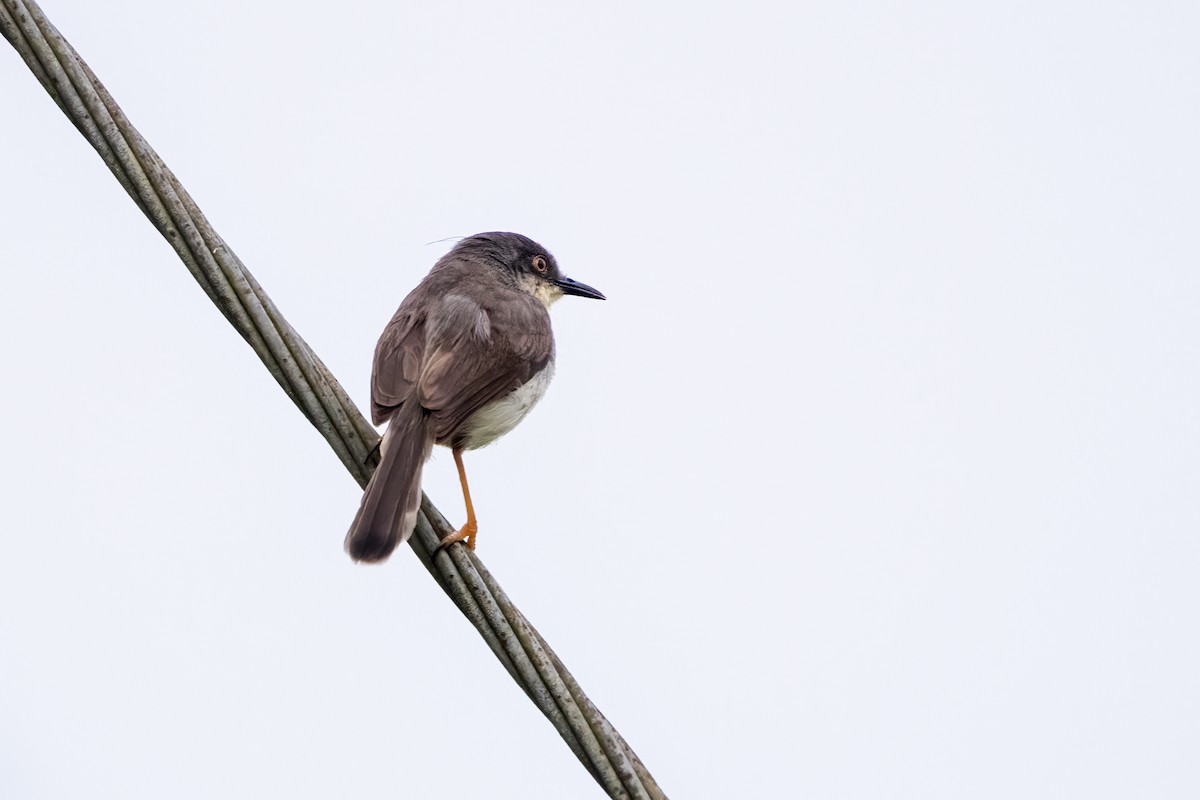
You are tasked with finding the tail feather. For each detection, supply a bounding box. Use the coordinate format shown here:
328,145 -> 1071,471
345,409 -> 433,562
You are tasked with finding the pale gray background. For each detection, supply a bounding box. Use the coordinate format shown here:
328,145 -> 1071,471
2,2 -> 1198,798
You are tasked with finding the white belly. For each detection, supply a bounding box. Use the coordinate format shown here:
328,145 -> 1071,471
457,362 -> 555,450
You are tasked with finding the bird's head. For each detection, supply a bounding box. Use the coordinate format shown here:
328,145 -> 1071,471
453,232 -> 605,308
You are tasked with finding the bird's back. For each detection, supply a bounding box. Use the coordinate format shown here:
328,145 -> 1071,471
371,259 -> 555,448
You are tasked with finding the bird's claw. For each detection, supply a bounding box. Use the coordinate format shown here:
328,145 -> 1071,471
436,523 -> 477,553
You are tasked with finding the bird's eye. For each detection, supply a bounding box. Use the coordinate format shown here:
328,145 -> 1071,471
532,255 -> 548,274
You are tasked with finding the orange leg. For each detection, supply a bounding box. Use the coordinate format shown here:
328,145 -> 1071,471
439,448 -> 478,551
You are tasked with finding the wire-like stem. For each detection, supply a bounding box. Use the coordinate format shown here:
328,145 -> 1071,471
0,2 -> 665,797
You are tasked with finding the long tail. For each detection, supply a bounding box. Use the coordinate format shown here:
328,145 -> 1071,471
345,408 -> 433,563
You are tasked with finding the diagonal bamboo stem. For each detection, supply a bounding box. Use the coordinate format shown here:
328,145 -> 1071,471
0,2 -> 665,797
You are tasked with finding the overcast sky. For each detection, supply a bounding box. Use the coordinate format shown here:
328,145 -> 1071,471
2,2 -> 1199,798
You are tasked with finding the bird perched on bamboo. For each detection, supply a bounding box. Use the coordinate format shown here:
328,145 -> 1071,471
345,232 -> 605,562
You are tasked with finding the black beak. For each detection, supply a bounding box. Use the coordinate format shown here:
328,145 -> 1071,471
555,276 -> 606,300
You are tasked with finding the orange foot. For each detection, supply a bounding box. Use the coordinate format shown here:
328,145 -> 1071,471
439,521 -> 478,551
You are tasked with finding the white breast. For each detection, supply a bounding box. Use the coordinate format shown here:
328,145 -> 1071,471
457,361 -> 556,450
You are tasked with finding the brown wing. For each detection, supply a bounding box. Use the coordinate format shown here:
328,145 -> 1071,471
417,292 -> 554,444
370,287 -> 553,440
370,308 -> 427,426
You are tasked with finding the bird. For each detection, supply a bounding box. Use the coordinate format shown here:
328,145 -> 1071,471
345,232 -> 605,563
